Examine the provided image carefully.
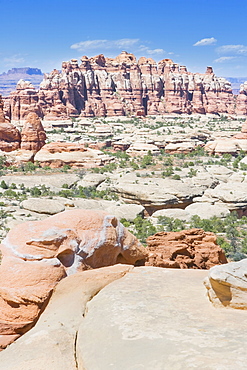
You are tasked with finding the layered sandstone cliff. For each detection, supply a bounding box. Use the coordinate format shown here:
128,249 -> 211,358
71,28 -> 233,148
5,51 -> 243,120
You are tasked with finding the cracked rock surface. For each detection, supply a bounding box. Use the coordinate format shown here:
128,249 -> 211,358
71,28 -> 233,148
2,266 -> 247,369
0,265 -> 133,370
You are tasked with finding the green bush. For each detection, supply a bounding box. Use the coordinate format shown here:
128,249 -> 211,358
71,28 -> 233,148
0,180 -> 8,189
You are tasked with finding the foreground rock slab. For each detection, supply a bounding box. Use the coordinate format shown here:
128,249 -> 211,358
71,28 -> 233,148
0,265 -> 133,370
1,267 -> 247,369
77,267 -> 247,370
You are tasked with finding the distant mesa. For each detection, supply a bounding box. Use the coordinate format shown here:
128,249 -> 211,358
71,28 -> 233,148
0,67 -> 43,76
0,67 -> 43,96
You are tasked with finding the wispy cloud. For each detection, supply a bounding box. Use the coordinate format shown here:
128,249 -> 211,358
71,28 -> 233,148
70,38 -> 168,59
4,54 -> 25,66
214,56 -> 236,63
71,38 -> 140,51
138,45 -> 165,55
193,37 -> 217,46
216,44 -> 247,55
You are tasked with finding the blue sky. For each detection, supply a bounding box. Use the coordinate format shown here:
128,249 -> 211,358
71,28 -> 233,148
1,0 -> 247,77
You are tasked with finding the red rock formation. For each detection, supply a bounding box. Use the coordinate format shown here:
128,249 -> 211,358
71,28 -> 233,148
20,112 -> 46,152
145,228 -> 227,269
0,209 -> 147,349
235,82 -> 247,115
9,80 -> 42,120
0,95 -> 7,123
6,52 -> 246,119
0,95 -> 21,151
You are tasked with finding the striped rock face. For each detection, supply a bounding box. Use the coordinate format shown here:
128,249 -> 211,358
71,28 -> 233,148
0,209 -> 147,350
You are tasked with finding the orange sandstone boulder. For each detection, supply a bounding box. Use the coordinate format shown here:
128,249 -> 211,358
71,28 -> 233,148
145,228 -> 227,269
0,95 -> 21,152
20,112 -> 46,152
0,209 -> 146,349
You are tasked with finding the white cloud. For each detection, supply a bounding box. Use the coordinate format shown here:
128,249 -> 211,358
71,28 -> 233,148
70,38 -> 168,60
4,55 -> 25,66
138,45 -> 165,55
214,56 -> 236,63
193,37 -> 217,46
71,38 -> 140,51
216,44 -> 247,55
146,48 -> 165,55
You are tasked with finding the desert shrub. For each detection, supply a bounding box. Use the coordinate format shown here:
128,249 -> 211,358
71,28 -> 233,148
121,215 -> 157,244
162,166 -> 174,177
23,162 -> 39,172
0,180 -> 8,189
140,151 -> 154,168
157,216 -> 185,232
30,187 -> 42,197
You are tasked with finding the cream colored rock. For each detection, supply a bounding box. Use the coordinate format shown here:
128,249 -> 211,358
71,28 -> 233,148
126,141 -> 160,156
185,203 -> 230,219
204,259 -> 247,309
151,208 -> 191,223
76,173 -> 106,188
0,173 -> 80,190
77,267 -> 247,369
21,198 -> 65,215
34,143 -> 112,168
101,176 -> 204,214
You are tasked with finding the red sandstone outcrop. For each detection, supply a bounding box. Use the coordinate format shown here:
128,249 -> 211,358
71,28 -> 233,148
9,79 -> 42,120
235,82 -> 247,115
0,95 -> 21,151
145,228 -> 227,269
0,95 -> 7,123
0,209 -> 147,349
21,112 -> 46,151
6,52 -> 243,120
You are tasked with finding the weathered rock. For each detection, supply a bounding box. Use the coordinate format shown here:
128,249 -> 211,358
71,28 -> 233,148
204,258 -> 247,309
145,228 -> 227,269
205,138 -> 247,155
76,173 -> 106,188
34,142 -> 113,168
20,112 -> 46,152
105,203 -> 144,221
203,182 -> 247,215
0,173 -> 80,190
100,176 -> 204,214
9,79 -> 42,120
185,202 -> 230,219
21,198 -> 65,214
233,119 -> 247,139
0,209 -> 146,349
150,208 -> 191,223
126,142 -> 160,156
0,95 -> 21,151
0,122 -> 21,152
0,95 -> 8,123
